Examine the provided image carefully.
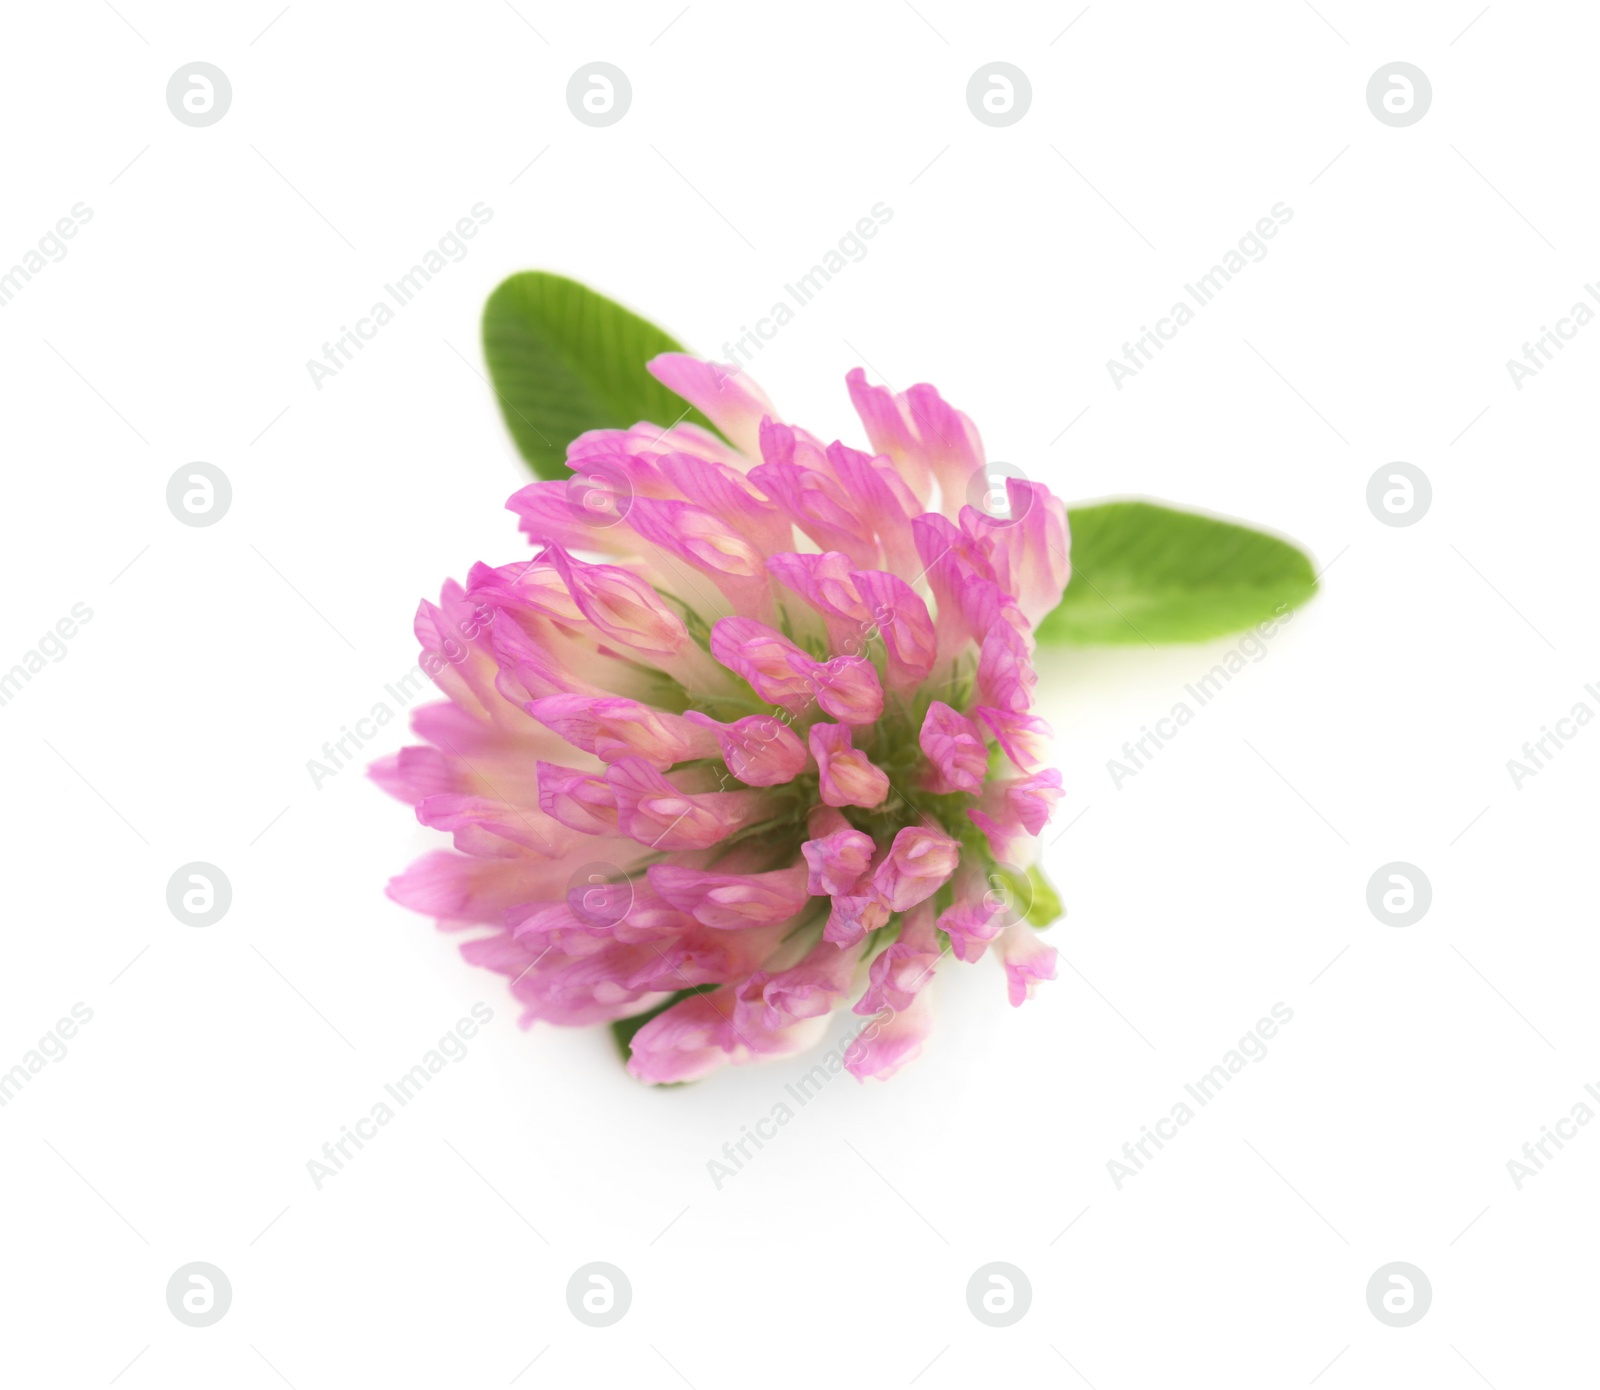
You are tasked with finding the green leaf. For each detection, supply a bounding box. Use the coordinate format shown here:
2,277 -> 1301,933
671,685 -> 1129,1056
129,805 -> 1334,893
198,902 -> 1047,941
481,271 -> 720,479
610,985 -> 719,1065
1024,865 -> 1063,928
1036,500 -> 1318,645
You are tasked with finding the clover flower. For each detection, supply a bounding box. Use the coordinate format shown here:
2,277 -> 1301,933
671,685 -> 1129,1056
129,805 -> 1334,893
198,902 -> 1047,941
374,355 -> 1069,1083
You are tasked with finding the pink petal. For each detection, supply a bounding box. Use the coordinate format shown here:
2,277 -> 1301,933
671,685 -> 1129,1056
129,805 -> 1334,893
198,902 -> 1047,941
848,569 -> 937,687
872,825 -> 961,912
527,694 -> 718,767
975,707 -> 1053,773
845,368 -> 986,516
605,757 -> 763,850
646,863 -> 810,930
936,894 -> 1005,963
683,711 -> 810,786
844,989 -> 934,1081
919,701 -> 988,793
543,546 -> 689,660
977,620 -> 1037,715
647,354 -> 777,461
824,889 -> 891,948
811,655 -> 884,725
961,479 -> 1072,625
996,922 -> 1058,1006
536,761 -> 619,836
854,902 -> 940,1015
808,722 -> 890,809
735,939 -> 861,1032
801,817 -> 877,896
709,616 -> 816,710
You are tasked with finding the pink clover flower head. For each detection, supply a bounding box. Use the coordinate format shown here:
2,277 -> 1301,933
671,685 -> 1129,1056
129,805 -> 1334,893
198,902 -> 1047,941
377,355 -> 1070,1083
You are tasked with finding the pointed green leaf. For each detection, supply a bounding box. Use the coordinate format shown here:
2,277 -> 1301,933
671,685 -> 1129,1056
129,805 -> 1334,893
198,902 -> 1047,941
1024,865 -> 1063,928
1036,500 -> 1318,645
481,271 -> 720,479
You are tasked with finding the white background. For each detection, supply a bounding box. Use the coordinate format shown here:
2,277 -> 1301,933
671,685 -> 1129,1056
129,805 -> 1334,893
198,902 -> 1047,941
1,1 -> 1596,1386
